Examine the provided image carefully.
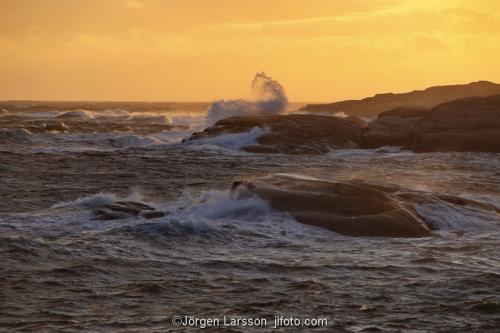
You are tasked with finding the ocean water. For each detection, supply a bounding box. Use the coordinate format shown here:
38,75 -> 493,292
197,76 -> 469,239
1,102 -> 500,332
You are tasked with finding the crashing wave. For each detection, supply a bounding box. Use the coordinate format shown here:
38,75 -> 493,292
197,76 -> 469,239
56,110 -> 94,120
183,126 -> 265,151
206,72 -> 288,125
52,193 -> 118,209
98,109 -> 131,118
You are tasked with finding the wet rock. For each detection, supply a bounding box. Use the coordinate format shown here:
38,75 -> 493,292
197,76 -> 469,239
92,201 -> 165,221
231,175 -> 432,238
93,209 -> 128,221
186,114 -> 365,154
141,211 -> 166,219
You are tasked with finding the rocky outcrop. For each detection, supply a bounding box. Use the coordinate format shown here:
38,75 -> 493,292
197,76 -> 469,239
362,106 -> 430,148
93,201 -> 166,220
300,81 -> 500,118
231,175 -> 432,238
186,114 -> 365,154
363,95 -> 500,152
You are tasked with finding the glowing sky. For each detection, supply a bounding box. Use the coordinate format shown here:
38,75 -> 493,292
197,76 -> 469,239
1,0 -> 499,101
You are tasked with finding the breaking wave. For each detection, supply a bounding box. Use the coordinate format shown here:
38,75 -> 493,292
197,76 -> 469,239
56,110 -> 95,119
183,126 -> 265,152
206,72 -> 288,125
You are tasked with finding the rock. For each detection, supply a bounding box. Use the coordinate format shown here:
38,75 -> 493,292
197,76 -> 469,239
363,95 -> 500,152
186,114 -> 365,154
300,81 -> 500,118
420,95 -> 500,131
0,109 -> 8,115
93,209 -> 128,221
92,201 -> 164,221
377,106 -> 431,119
141,211 -> 166,219
231,175 -> 431,238
45,122 -> 68,133
363,115 -> 423,148
415,129 -> 500,153
346,116 -> 368,128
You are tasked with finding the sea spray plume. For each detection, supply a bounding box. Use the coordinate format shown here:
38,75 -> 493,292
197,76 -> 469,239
206,72 -> 288,125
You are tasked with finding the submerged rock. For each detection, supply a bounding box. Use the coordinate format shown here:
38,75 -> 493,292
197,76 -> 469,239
93,201 -> 165,221
186,114 -> 365,154
231,175 -> 432,238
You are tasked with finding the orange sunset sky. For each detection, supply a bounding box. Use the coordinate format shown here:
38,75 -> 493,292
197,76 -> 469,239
1,0 -> 499,102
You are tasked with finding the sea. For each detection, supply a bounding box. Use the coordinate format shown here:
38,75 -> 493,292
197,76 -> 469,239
0,101 -> 499,332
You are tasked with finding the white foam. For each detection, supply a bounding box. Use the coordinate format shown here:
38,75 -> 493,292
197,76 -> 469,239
51,188 -> 151,210
376,146 -> 402,153
98,109 -> 131,118
206,72 -> 288,125
416,203 -> 499,232
333,111 -> 348,118
56,110 -> 95,119
180,190 -> 271,219
129,113 -> 172,125
183,126 -> 265,151
52,193 -> 118,209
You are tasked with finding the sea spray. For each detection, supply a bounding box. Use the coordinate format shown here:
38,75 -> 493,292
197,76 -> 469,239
206,72 -> 288,125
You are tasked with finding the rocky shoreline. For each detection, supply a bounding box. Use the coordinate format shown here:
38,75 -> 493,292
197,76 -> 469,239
187,94 -> 500,154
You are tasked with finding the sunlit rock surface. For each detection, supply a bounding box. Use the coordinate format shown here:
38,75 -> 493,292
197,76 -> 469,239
231,175 -> 432,238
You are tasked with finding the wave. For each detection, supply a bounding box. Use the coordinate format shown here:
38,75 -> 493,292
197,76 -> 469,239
97,109 -> 131,118
107,134 -> 162,148
47,109 -> 174,126
206,72 -> 288,125
177,189 -> 272,220
416,203 -> 500,233
55,110 -> 95,120
129,114 -> 172,125
182,126 -> 265,152
0,128 -> 33,144
52,193 -> 119,209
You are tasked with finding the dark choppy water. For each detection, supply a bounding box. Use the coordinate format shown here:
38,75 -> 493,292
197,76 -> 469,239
1,104 -> 500,332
